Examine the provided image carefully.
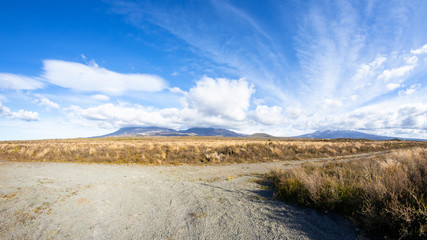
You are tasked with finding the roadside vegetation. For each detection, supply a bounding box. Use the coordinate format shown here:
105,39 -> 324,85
266,147 -> 427,239
0,137 -> 424,164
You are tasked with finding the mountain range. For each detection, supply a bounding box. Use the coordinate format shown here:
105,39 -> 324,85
295,129 -> 395,140
95,127 -> 425,141
97,126 -> 246,137
295,129 -> 426,141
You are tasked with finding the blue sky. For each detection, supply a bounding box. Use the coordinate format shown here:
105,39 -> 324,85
1,0 -> 427,140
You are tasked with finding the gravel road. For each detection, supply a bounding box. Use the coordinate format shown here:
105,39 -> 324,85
0,157 -> 361,240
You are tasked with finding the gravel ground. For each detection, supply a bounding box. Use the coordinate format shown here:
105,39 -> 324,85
0,158 -> 360,240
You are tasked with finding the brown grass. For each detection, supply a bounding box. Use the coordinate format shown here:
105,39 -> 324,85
266,147 -> 427,239
0,137 -> 424,164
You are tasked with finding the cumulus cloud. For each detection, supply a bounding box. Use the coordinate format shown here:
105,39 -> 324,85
252,105 -> 283,125
0,102 -> 39,121
185,76 -> 254,120
69,101 -> 261,133
310,103 -> 427,132
0,73 -> 44,90
42,60 -> 167,95
67,76 -> 259,130
411,44 -> 427,55
38,97 -> 59,109
10,110 -> 40,121
70,103 -> 182,129
168,87 -> 185,94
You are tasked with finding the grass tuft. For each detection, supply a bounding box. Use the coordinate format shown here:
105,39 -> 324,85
266,147 -> 427,239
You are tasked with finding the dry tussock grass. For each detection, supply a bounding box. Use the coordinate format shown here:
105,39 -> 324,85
0,137 -> 424,165
267,147 -> 427,239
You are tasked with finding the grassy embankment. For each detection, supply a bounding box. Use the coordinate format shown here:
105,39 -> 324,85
0,137 -> 423,164
266,147 -> 427,239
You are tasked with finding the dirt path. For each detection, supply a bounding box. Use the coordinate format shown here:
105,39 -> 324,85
0,153 -> 378,239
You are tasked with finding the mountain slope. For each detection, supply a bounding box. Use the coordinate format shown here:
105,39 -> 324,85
247,133 -> 275,138
98,127 -> 182,137
296,130 -> 396,140
96,127 -> 244,137
179,128 -> 245,137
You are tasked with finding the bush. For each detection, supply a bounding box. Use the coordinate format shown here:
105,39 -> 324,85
266,147 -> 427,239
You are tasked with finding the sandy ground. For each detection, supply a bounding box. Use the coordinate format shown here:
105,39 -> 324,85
0,155 -> 367,240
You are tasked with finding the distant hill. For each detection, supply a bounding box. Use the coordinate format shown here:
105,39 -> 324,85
247,133 -> 275,138
296,129 -> 425,141
180,128 -> 245,137
99,127 -> 183,137
96,126 -> 245,138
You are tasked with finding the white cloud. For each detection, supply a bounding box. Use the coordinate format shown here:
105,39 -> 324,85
10,110 -> 40,121
405,56 -> 418,65
399,84 -> 420,96
352,56 -> 387,82
0,73 -> 44,90
71,103 -> 181,129
185,76 -> 254,120
102,1 -> 427,139
91,94 -> 110,101
168,87 -> 185,94
312,103 -> 427,132
0,102 -> 40,121
0,102 -> 11,116
285,106 -> 302,119
253,105 -> 283,125
324,98 -> 343,108
39,97 -> 59,109
67,76 -> 264,131
42,60 -> 167,95
386,83 -> 400,91
411,44 -> 427,55
378,65 -> 415,81
252,98 -> 265,105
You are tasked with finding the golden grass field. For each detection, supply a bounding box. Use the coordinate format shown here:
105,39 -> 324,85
0,137 -> 425,164
266,146 -> 427,239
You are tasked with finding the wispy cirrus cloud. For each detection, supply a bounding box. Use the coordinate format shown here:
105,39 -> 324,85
0,73 -> 44,90
109,0 -> 292,104
293,0 -> 427,116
